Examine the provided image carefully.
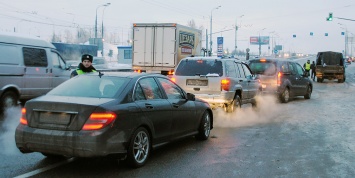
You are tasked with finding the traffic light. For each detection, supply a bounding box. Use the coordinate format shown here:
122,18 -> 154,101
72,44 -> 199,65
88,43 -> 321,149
310,32 -> 314,36
326,13 -> 333,21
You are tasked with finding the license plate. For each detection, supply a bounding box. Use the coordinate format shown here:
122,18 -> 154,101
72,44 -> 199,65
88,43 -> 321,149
39,112 -> 71,125
186,79 -> 208,86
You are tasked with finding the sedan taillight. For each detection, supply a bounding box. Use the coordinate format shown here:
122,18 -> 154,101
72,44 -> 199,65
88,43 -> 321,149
82,112 -> 117,130
221,79 -> 230,91
19,108 -> 28,125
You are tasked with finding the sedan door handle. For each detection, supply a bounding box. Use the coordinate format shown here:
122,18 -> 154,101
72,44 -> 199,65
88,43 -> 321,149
172,103 -> 179,108
145,103 -> 154,109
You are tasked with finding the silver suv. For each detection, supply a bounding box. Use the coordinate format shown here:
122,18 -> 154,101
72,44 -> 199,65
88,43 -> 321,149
172,57 -> 261,113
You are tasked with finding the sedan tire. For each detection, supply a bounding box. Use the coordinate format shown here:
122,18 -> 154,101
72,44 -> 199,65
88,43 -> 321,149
196,111 -> 211,140
127,127 -> 151,168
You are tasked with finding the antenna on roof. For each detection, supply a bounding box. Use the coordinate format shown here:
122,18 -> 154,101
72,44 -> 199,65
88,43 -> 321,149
98,71 -> 104,78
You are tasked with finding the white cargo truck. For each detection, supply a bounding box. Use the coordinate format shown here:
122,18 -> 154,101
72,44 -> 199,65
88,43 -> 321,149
132,23 -> 202,75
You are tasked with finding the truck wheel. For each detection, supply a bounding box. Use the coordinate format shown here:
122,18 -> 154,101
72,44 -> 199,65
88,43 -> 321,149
279,88 -> 290,103
0,91 -> 18,114
224,95 -> 241,113
317,77 -> 323,83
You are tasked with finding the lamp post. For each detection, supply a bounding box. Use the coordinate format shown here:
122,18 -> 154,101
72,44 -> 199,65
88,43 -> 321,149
258,28 -> 266,56
209,5 -> 221,56
338,23 -> 348,57
234,15 -> 244,56
101,3 -> 111,39
95,3 -> 110,46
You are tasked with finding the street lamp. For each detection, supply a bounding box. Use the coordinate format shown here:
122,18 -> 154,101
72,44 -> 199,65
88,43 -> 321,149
101,3 -> 111,39
258,28 -> 266,56
95,3 -> 110,46
338,23 -> 348,57
209,5 -> 221,56
235,15 -> 244,56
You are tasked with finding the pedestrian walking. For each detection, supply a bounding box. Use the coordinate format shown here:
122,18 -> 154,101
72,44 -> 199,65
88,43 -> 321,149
310,61 -> 316,81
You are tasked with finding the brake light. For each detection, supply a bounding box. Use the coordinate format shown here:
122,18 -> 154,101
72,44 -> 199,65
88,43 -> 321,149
134,70 -> 142,73
221,79 -> 230,91
260,59 -> 266,62
20,108 -> 28,125
168,70 -> 174,75
277,72 -> 282,86
82,112 -> 117,130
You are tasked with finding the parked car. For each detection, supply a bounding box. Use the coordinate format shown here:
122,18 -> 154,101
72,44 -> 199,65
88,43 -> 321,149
0,32 -> 71,114
171,56 -> 261,113
248,58 -> 313,103
15,72 -> 213,168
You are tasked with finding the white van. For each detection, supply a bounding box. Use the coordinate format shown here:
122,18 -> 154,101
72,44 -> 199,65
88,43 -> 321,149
0,32 -> 71,113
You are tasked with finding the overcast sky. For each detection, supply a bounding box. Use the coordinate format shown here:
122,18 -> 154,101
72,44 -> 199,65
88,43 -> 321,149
1,0 -> 354,55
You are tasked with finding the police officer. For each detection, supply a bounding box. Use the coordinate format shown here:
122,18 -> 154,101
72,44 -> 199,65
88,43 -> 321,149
70,54 -> 97,78
303,60 -> 311,77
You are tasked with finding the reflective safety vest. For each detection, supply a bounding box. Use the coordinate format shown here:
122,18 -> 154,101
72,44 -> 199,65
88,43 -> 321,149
305,63 -> 311,70
76,69 -> 96,75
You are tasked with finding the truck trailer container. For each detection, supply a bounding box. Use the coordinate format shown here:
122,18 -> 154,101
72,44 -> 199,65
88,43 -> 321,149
132,23 -> 202,75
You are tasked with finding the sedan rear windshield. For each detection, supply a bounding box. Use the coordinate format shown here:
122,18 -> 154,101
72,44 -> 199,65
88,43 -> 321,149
175,60 -> 223,76
48,75 -> 129,98
249,61 -> 277,76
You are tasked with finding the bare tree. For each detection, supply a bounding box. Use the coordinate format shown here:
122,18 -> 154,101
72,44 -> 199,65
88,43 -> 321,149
187,19 -> 196,29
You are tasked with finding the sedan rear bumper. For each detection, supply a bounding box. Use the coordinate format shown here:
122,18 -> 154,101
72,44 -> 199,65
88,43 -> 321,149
15,124 -> 128,157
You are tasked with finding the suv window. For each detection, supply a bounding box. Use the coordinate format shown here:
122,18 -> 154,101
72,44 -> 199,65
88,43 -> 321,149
225,61 -> 237,77
241,63 -> 252,77
175,59 -> 223,76
236,63 -> 245,78
249,61 -> 277,76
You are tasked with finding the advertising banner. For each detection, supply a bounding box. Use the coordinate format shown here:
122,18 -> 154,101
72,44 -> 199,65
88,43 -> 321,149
250,36 -> 270,45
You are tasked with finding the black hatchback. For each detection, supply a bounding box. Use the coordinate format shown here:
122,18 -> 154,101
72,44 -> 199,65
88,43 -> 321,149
248,58 -> 313,103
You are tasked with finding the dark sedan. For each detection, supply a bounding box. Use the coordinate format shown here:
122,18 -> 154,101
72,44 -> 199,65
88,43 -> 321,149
15,72 -> 213,168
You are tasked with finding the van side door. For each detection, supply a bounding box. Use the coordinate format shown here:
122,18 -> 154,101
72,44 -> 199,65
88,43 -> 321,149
22,47 -> 51,98
49,50 -> 71,88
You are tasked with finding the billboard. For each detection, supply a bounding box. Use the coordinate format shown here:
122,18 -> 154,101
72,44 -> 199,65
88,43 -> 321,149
250,36 -> 270,45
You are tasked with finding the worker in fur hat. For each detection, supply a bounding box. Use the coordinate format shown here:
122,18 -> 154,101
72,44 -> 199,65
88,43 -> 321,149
70,54 -> 97,78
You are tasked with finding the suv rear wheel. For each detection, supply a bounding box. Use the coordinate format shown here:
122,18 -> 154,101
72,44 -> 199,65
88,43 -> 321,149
224,95 -> 241,113
279,88 -> 290,103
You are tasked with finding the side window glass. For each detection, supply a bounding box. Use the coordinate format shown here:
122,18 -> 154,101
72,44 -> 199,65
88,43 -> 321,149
157,78 -> 184,99
234,63 -> 242,77
237,63 -> 246,78
134,83 -> 146,100
289,63 -> 297,75
225,61 -> 237,77
281,62 -> 290,73
242,64 -> 252,77
295,63 -> 304,75
23,47 -> 48,67
138,77 -> 163,100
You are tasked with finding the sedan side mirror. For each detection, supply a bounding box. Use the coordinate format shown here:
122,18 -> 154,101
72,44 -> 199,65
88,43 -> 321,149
186,93 -> 195,101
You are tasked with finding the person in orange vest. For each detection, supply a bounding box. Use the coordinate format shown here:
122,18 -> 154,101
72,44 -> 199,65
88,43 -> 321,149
303,60 -> 311,77
70,54 -> 97,78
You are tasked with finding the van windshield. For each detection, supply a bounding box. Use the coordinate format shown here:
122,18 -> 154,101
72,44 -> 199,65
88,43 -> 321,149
249,61 -> 277,76
175,60 -> 223,76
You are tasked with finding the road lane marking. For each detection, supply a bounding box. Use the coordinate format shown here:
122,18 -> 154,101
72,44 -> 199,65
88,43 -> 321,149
13,157 -> 76,178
